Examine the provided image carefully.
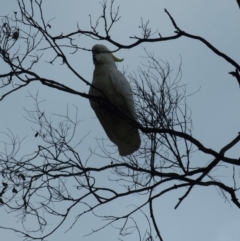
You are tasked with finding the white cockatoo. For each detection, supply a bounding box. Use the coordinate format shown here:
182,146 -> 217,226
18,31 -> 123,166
89,44 -> 141,156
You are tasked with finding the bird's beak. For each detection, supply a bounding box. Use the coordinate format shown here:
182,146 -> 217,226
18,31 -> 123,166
112,54 -> 124,62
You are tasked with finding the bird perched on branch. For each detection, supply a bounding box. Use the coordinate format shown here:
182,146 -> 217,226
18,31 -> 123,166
89,44 -> 141,156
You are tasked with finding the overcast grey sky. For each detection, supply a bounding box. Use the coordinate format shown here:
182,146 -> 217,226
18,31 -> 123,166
0,1 -> 240,241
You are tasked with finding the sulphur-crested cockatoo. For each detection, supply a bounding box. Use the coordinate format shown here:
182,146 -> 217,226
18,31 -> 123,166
89,44 -> 141,156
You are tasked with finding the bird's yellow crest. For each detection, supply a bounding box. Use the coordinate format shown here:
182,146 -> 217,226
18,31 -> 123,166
112,54 -> 124,62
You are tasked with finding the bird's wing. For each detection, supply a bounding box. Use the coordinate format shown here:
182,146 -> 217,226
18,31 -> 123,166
109,69 -> 135,116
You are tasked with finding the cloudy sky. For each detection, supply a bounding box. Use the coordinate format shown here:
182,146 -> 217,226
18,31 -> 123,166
0,1 -> 240,241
